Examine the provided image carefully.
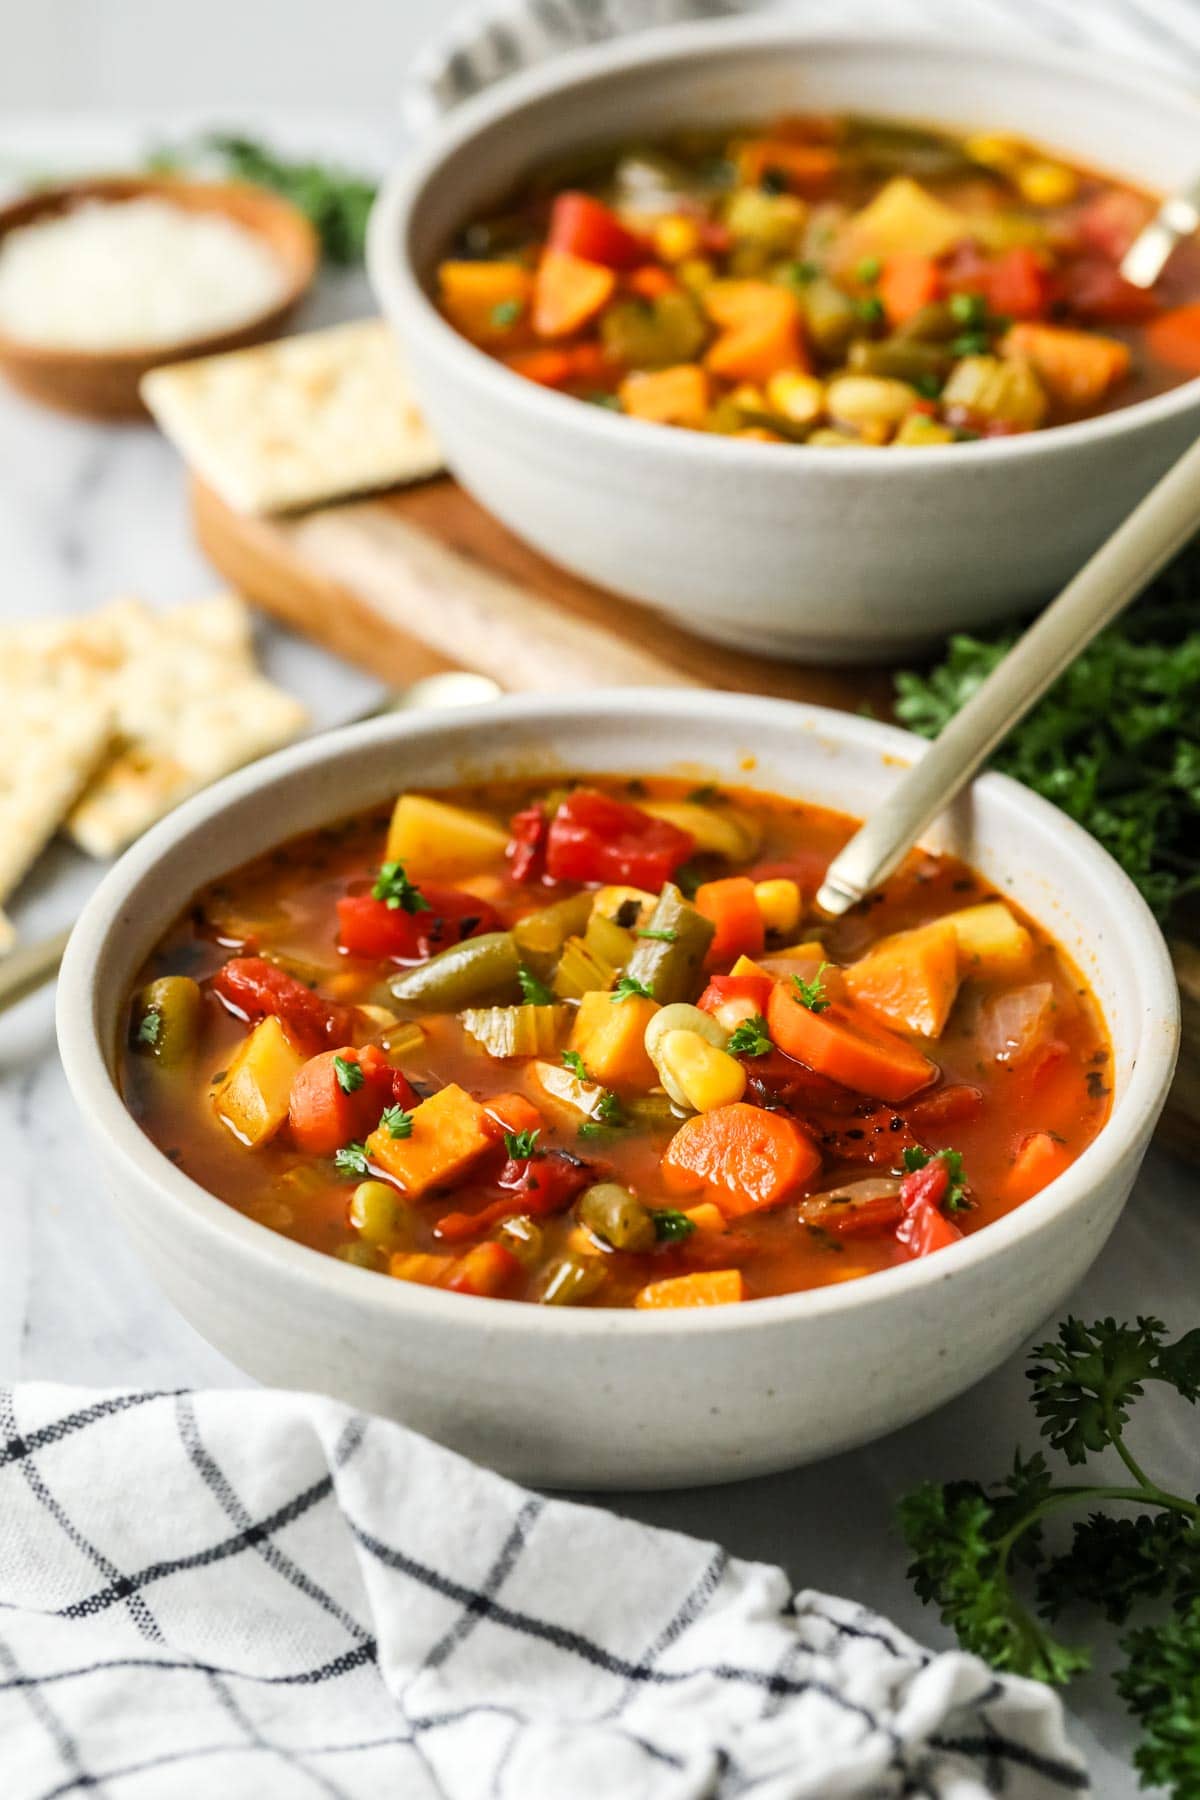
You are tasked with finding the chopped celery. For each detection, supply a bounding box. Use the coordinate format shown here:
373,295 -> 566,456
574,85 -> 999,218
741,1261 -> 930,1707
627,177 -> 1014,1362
622,884 -> 714,1004
512,891 -> 592,977
461,1004 -> 568,1059
584,910 -> 635,971
553,935 -> 617,1000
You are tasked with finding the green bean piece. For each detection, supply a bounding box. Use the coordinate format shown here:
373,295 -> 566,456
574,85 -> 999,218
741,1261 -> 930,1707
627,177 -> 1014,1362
847,338 -> 950,383
497,1215 -> 544,1268
336,1241 -> 381,1270
133,975 -> 202,1065
389,931 -> 521,1011
539,1255 -> 606,1306
896,301 -> 959,343
623,884 -> 715,1004
579,1182 -> 656,1253
600,291 -> 707,369
512,891 -> 592,977
802,277 -> 860,360
349,1180 -> 410,1248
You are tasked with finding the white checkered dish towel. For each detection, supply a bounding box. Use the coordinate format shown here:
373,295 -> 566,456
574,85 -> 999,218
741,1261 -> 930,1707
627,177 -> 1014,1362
1,1385 -> 1088,1798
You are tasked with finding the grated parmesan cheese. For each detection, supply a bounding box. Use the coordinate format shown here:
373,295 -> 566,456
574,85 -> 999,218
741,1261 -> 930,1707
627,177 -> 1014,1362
0,197 -> 290,351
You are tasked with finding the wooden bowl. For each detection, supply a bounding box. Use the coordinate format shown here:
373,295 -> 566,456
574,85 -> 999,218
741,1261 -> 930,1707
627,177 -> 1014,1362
0,176 -> 320,419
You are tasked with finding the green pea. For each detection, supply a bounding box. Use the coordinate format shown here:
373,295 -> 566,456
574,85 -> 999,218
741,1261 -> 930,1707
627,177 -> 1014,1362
579,1183 -> 655,1253
350,1180 -> 408,1247
133,976 -> 202,1065
539,1256 -> 606,1306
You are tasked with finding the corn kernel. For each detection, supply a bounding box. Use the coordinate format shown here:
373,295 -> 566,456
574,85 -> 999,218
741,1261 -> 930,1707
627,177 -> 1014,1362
658,1029 -> 747,1113
964,132 -> 1024,171
894,412 -> 956,447
765,372 -> 824,427
729,382 -> 767,412
753,877 -> 801,935
676,255 -> 715,293
736,426 -> 783,441
654,214 -> 702,263
1016,161 -> 1078,207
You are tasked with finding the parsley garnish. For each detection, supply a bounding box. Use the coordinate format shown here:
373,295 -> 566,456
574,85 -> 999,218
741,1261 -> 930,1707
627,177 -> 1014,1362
611,975 -> 654,1004
136,1008 -> 162,1048
901,1144 -> 970,1212
952,330 -> 992,357
790,964 -> 831,1014
855,255 -> 881,284
334,1142 -> 370,1177
503,1128 -> 541,1160
652,1208 -> 696,1243
578,1091 -> 625,1138
728,1014 -> 773,1057
333,1055 -> 363,1094
517,964 -> 555,1005
894,554 -> 1200,923
561,1050 -> 589,1081
636,927 -> 678,943
854,294 -> 885,324
380,1105 -> 413,1139
949,290 -> 986,326
371,861 -> 430,914
490,298 -> 524,329
899,1313 -> 1200,1791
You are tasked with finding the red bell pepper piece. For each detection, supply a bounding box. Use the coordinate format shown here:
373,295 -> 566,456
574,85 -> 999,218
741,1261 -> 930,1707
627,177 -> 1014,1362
211,956 -> 354,1054
337,886 -> 498,963
434,1149 -> 591,1242
547,192 -> 647,269
506,805 -> 548,883
544,789 -> 693,888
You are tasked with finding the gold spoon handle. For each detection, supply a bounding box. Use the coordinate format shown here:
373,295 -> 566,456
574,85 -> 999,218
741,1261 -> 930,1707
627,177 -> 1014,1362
816,429 -> 1200,916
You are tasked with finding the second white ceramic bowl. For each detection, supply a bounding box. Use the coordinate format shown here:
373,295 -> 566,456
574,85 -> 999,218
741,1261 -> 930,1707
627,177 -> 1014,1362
56,693 -> 1178,1487
370,21 -> 1200,662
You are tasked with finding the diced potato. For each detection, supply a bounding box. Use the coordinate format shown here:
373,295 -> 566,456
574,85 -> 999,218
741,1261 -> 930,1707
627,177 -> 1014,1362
385,794 -> 509,879
844,919 -> 961,1039
212,1016 -> 306,1148
634,1269 -> 745,1309
532,1059 -> 610,1119
637,799 -> 763,861
569,990 -> 660,1090
847,177 -> 967,258
366,1082 -> 493,1197
943,902 -> 1034,979
941,354 -> 1047,428
826,375 -> 919,429
683,1202 -> 726,1235
765,371 -> 824,426
894,412 -> 956,446
1016,161 -> 1077,207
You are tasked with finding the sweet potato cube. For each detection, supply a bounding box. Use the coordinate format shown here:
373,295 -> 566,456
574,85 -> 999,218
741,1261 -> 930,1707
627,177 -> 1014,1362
634,1269 -> 745,1309
944,902 -> 1034,979
366,1082 -> 493,1197
568,989 -> 660,1090
212,1016 -> 306,1148
385,794 -> 509,879
844,919 -> 960,1039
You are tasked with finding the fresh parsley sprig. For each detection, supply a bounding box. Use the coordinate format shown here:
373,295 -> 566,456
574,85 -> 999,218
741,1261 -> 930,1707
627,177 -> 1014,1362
790,964 -> 831,1014
900,1314 -> 1200,1795
380,1105 -> 413,1140
517,965 -> 556,1006
611,975 -> 654,1004
371,861 -> 430,914
503,1128 -> 541,1160
901,1144 -> 970,1212
728,1014 -> 773,1057
334,1142 -> 370,1177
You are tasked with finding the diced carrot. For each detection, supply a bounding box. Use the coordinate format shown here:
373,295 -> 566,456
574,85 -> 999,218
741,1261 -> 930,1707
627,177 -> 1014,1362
765,982 -> 936,1104
1001,322 -> 1131,408
619,364 -> 710,426
502,341 -> 613,389
288,1044 -> 413,1157
1145,302 -> 1200,376
569,990 -> 660,1090
843,920 -> 960,1039
736,139 -> 838,194
388,1252 -> 454,1286
879,252 -> 942,327
532,248 -> 615,338
626,264 -> 679,300
438,261 -> 533,346
365,1083 -> 493,1197
694,877 -> 766,968
1003,1130 -> 1072,1202
906,1083 -> 984,1130
445,1242 -> 520,1297
635,1268 -> 745,1309
661,1102 -> 821,1217
703,281 -> 807,383
482,1092 -> 544,1140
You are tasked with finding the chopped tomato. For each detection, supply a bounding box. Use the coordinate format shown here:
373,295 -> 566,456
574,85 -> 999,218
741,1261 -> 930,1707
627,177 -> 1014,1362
894,1154 -> 964,1258
1061,257 -> 1158,324
698,970 -> 774,1018
547,191 -> 647,269
337,886 -> 498,962
434,1149 -> 590,1241
211,956 -> 353,1054
942,244 -> 1052,320
544,788 -> 693,887
506,805 -> 548,883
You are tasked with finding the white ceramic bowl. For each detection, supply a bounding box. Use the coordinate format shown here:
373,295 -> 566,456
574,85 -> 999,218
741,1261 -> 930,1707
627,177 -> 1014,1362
57,693 -> 1178,1488
369,21 -> 1200,663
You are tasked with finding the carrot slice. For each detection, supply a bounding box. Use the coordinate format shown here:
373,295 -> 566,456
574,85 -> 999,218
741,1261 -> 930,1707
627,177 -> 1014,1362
661,1101 -> 820,1216
619,364 -> 710,426
703,281 -> 807,383
694,876 -> 765,967
843,919 -> 960,1039
1146,302 -> 1200,376
765,981 -> 936,1103
533,248 -> 615,338
634,1269 -> 745,1309
482,1092 -> 544,1140
1003,1129 -> 1073,1202
736,139 -> 837,194
879,252 -> 941,327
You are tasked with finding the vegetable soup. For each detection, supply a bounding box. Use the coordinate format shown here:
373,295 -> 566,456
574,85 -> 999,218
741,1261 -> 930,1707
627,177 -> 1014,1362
121,777 -> 1112,1309
436,114 -> 1200,445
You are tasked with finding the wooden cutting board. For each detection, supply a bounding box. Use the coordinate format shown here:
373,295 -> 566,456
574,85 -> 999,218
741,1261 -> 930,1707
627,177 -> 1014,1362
189,474 -> 1198,1159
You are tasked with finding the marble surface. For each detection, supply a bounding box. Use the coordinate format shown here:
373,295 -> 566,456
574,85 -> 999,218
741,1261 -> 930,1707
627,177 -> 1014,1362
0,115 -> 1195,1800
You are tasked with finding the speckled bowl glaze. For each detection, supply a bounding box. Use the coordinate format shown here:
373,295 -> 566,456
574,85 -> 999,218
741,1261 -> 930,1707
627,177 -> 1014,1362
369,21 -> 1200,662
57,693 -> 1178,1488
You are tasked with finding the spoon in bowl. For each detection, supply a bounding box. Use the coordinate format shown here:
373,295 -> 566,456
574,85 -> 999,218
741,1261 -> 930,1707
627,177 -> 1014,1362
816,428 -> 1200,917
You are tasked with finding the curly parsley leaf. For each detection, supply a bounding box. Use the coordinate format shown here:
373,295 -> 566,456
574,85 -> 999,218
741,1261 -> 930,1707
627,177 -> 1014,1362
1027,1316 -> 1182,1464
1038,1510 -> 1195,1625
611,975 -> 654,1004
136,1008 -> 163,1048
380,1105 -> 413,1140
561,1049 -> 589,1081
1118,1602 -> 1200,1797
334,1142 -> 370,1177
151,133 -> 378,264
371,861 -> 430,914
728,1014 -> 773,1057
652,1208 -> 697,1243
503,1128 -> 541,1160
790,964 -> 831,1013
901,1144 -> 969,1212
333,1055 -> 363,1094
517,964 -> 555,1006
